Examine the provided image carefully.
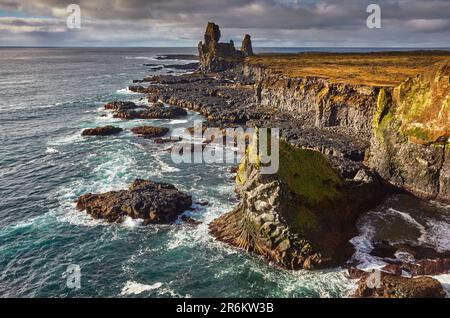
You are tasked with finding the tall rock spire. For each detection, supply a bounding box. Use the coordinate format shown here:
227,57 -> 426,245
198,22 -> 253,73
241,34 -> 254,56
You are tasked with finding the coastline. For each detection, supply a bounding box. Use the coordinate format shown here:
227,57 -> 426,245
0,40 -> 448,298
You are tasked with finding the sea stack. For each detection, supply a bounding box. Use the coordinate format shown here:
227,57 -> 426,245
198,22 -> 252,73
241,34 -> 254,56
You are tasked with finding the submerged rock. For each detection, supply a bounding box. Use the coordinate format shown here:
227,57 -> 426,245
82,125 -> 123,136
156,54 -> 199,61
154,137 -> 182,144
76,179 -> 192,224
131,126 -> 169,138
163,63 -> 199,70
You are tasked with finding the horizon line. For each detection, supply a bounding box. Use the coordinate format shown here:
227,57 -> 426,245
1,46 -> 450,49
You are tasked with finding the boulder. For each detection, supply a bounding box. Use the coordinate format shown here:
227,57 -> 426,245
131,126 -> 169,138
76,179 -> 192,224
82,125 -> 123,136
104,101 -> 138,111
354,273 -> 445,298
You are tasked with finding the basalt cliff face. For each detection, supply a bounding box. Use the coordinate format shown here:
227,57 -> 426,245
244,64 -> 380,141
370,61 -> 450,203
241,59 -> 450,203
134,24 -> 449,281
198,22 -> 253,73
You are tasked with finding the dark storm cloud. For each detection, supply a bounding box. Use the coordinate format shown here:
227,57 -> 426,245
0,0 -> 449,46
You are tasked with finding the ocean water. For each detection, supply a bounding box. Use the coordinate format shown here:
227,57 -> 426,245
0,48 -> 449,298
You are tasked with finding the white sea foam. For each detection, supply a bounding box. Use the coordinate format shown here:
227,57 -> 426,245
168,119 -> 189,125
349,219 -> 387,270
125,56 -> 157,61
433,274 -> 450,298
122,217 -> 144,228
48,131 -> 83,146
116,87 -> 140,95
120,281 -> 163,296
46,147 -> 59,154
387,208 -> 427,242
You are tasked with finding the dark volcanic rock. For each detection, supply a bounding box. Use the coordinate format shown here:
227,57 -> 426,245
76,179 -> 192,224
354,272 -> 445,298
131,126 -> 169,138
113,104 -> 187,119
164,62 -> 199,70
154,137 -> 182,144
82,126 -> 123,136
198,22 -> 250,73
241,34 -> 254,56
104,101 -> 138,111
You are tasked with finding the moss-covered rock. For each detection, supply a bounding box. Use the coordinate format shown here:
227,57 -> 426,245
210,134 -> 386,270
369,60 -> 450,203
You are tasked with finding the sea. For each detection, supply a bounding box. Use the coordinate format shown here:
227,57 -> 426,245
0,47 -> 449,297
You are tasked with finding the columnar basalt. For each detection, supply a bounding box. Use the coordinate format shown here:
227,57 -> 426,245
243,64 -> 380,141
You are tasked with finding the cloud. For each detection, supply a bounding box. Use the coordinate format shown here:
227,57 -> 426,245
0,0 -> 449,46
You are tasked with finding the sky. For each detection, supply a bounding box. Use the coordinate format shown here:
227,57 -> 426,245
0,0 -> 449,47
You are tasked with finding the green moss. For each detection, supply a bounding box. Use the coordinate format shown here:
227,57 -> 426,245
400,81 -> 432,122
236,154 -> 247,185
277,140 -> 344,205
403,126 -> 432,143
290,207 -> 319,235
373,88 -> 394,142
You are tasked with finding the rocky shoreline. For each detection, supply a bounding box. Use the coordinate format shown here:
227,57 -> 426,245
75,23 -> 450,298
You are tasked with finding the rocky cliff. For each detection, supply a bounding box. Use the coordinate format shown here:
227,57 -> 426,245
242,59 -> 450,203
198,22 -> 253,73
210,132 -> 386,269
370,61 -> 450,203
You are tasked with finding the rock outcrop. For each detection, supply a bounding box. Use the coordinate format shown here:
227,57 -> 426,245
243,59 -> 450,203
82,125 -> 123,136
131,126 -> 169,139
241,34 -> 254,57
198,22 -> 253,73
209,134 -> 386,270
76,179 -> 192,224
369,60 -> 450,203
104,101 -> 139,111
112,103 -> 187,120
353,273 -> 445,298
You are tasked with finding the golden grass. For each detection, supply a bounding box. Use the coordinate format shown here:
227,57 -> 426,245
246,51 -> 450,87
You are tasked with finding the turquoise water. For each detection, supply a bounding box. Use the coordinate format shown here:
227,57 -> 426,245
0,48 -> 354,298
